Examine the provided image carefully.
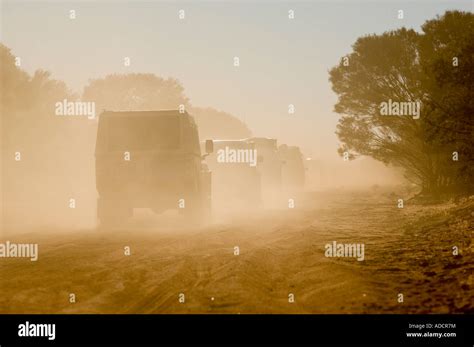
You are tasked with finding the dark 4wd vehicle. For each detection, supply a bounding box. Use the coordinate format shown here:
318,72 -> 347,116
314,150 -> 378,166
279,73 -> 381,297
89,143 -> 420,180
95,110 -> 213,226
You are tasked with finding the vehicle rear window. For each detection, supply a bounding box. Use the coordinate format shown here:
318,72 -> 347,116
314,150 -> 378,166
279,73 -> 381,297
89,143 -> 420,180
107,116 -> 180,151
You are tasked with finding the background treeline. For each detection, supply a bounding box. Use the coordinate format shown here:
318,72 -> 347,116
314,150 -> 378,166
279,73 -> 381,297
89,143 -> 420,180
1,46 -> 252,145
330,11 -> 473,199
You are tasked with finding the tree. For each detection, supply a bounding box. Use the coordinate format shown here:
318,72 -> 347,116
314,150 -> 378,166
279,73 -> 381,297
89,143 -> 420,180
1,44 -> 74,150
82,73 -> 189,112
189,106 -> 252,140
329,11 -> 474,197
0,44 -> 30,114
82,73 -> 252,140
419,11 -> 474,192
1,43 -> 88,226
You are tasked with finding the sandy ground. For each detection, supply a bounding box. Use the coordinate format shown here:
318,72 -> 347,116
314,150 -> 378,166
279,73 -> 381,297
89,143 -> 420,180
1,190 -> 472,313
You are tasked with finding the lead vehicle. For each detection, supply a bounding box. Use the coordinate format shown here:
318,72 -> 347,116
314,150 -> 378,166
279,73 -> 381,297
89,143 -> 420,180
95,110 -> 213,226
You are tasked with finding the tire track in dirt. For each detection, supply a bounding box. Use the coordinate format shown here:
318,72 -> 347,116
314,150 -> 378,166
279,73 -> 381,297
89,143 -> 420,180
2,191 -> 471,313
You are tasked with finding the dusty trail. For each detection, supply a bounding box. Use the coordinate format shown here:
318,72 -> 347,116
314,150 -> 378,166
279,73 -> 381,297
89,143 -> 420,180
1,191 -> 472,313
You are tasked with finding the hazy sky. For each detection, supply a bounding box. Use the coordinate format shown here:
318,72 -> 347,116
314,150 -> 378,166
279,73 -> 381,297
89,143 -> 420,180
1,0 -> 472,160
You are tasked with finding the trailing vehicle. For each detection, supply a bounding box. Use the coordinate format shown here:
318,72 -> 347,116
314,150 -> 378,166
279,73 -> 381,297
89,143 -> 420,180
203,139 -> 261,211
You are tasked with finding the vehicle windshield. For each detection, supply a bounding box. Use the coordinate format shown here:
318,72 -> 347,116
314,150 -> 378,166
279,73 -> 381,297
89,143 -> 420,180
107,116 -> 180,151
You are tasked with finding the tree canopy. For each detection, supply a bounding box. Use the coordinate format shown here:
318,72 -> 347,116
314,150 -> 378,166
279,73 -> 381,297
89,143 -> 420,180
82,73 -> 189,112
329,11 -> 474,197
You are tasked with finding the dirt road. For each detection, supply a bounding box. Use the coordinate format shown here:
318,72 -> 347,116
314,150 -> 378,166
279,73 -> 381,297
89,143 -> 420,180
1,190 -> 472,313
